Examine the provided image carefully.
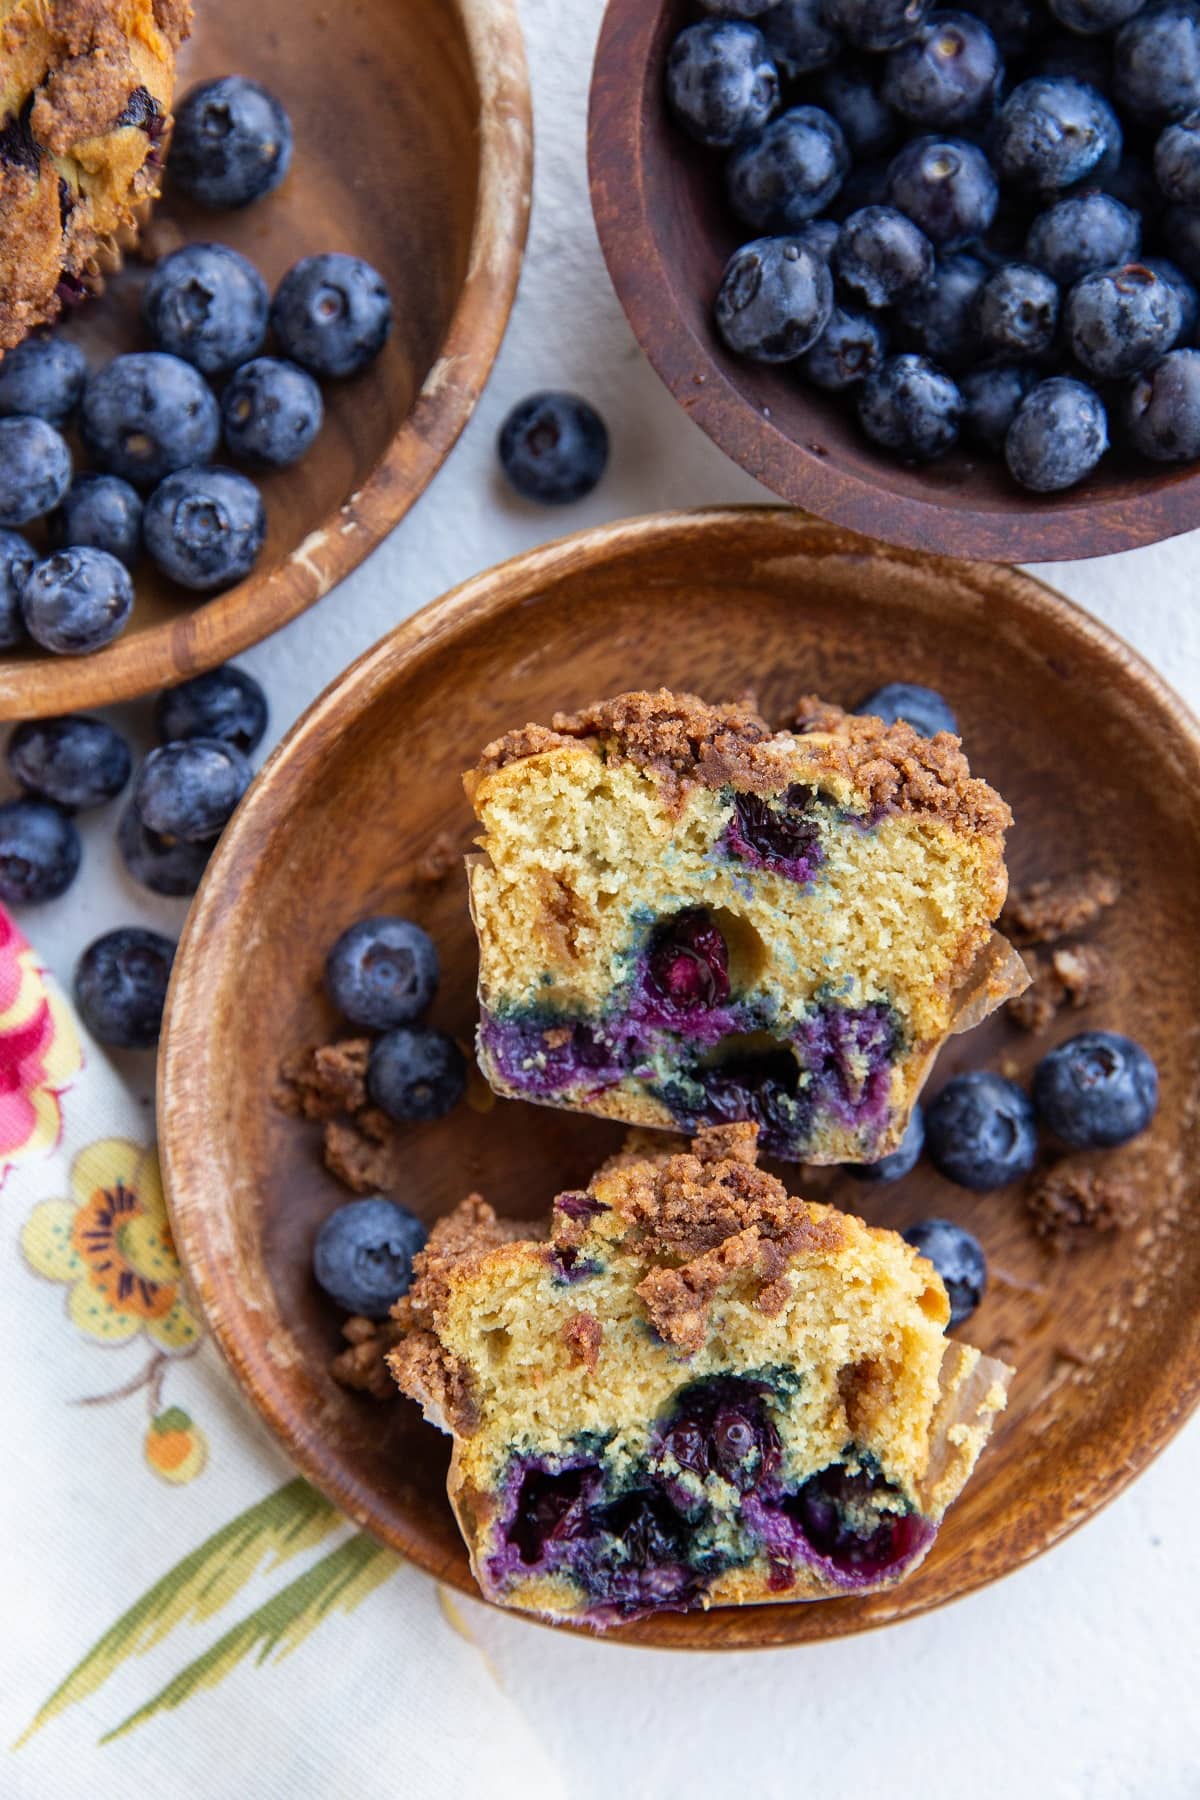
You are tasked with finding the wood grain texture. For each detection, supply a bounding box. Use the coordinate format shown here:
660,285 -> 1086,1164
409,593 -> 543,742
588,0 -> 1200,563
160,509 -> 1200,1648
0,0 -> 532,719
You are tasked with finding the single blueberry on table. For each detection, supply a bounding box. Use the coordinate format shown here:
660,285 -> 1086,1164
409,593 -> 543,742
74,927 -> 176,1050
1005,376 -> 1109,490
666,20 -> 778,148
271,253 -> 392,379
0,416 -> 72,526
0,336 -> 86,422
925,1070 -> 1037,1191
896,252 -> 987,370
170,76 -> 293,207
834,206 -> 934,308
367,1028 -> 467,1123
976,262 -> 1060,359
1155,110 -> 1200,205
1064,263 -> 1182,378
0,530 -> 35,649
902,1218 -> 986,1326
882,12 -> 1002,127
715,237 -> 833,360
726,107 -> 849,232
155,664 -> 268,754
50,473 -> 142,568
885,136 -> 998,246
497,393 -> 609,503
850,1104 -> 925,1181
857,681 -> 958,737
8,715 -> 131,811
759,0 -> 842,78
325,916 -> 439,1030
312,1196 -> 427,1318
220,357 -> 323,470
142,466 -> 266,591
961,364 -> 1037,451
812,62 -> 898,160
857,354 -> 963,460
1125,349 -> 1200,459
993,78 -> 1122,191
1113,4 -> 1200,125
20,548 -> 133,655
1049,0 -> 1145,28
141,243 -> 269,376
133,738 -> 251,843
117,804 -> 213,897
1025,192 -> 1140,287
79,352 -> 220,487
823,0 -> 932,53
1033,1030 -> 1158,1147
0,799 -> 81,904
800,304 -> 886,388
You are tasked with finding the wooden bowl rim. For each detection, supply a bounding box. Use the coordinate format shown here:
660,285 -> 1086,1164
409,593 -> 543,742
0,0 -> 533,720
587,0 -> 1200,564
160,507 -> 1200,1649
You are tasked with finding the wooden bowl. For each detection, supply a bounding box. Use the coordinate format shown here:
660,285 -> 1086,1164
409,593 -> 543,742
0,0 -> 531,721
160,509 -> 1200,1648
588,0 -> 1200,563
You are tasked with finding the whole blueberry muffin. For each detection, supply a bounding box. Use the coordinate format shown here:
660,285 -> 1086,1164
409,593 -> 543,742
389,1123 -> 1011,1628
466,688 -> 1025,1164
0,0 -> 191,352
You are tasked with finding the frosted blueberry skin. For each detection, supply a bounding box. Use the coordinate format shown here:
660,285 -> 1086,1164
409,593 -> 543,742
498,393 -> 609,504
760,0 -> 843,79
1113,3 -> 1200,126
325,915 -> 439,1030
0,798 -> 81,904
142,466 -> 266,592
850,1102 -> 924,1182
715,238 -> 834,362
1156,110 -> 1200,205
824,0 -> 933,53
271,254 -> 392,379
141,243 -> 269,376
0,336 -> 86,422
74,927 -> 176,1050
925,1070 -> 1037,1190
156,665 -> 268,755
812,62 -> 899,159
726,107 -> 850,232
835,205 -> 935,307
1032,1030 -> 1158,1148
800,305 -> 887,388
1143,259 -> 1200,340
885,136 -> 998,246
367,1028 -> 466,1122
170,76 -> 293,208
80,353 -> 220,488
976,263 -> 1060,360
1025,193 -> 1141,288
1005,376 -> 1109,492
903,1217 -> 986,1325
993,77 -> 1123,193
133,739 -> 251,843
0,531 -> 35,649
858,354 -> 963,461
312,1197 -> 427,1319
20,548 -> 133,655
220,357 -> 323,470
50,474 -> 142,569
881,11 -> 1003,127
0,416 -> 72,527
1065,264 -> 1182,378
1124,350 -> 1200,461
857,681 -> 958,736
8,715 -> 130,812
897,252 -> 987,370
665,20 -> 779,148
961,365 -> 1038,452
117,805 -> 212,898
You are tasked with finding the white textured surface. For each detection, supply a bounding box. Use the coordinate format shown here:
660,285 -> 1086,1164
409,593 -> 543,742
14,1 -> 1199,1793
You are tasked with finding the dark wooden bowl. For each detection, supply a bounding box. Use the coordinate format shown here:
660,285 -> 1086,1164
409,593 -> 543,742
0,0 -> 531,720
160,509 -> 1200,1648
588,0 -> 1200,562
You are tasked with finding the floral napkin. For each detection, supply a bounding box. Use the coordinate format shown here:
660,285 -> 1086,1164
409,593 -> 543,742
1,906 -> 564,1798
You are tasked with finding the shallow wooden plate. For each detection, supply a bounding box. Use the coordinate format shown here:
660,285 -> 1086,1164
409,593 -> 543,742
0,0 -> 531,719
160,510 -> 1200,1648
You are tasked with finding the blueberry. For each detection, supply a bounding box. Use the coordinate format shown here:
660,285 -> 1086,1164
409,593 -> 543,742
993,78 -> 1122,192
8,715 -> 130,810
961,364 -> 1038,450
646,910 -> 731,1012
835,206 -> 935,307
367,1028 -> 466,1123
812,62 -> 898,160
220,357 -> 323,469
902,1218 -> 986,1326
1164,207 -> 1200,284
116,805 -> 212,897
141,243 -> 268,376
969,0 -> 1043,58
796,218 -> 842,263
0,530 -> 35,649
1142,259 -> 1199,338
133,738 -> 251,842
730,786 -> 822,870
497,392 -> 609,503
1125,348 -> 1200,458
824,0 -> 932,52
20,548 -> 133,655
49,474 -> 142,568
1064,263 -> 1182,377
1106,154 -> 1160,219
726,107 -> 849,232
1113,4 -> 1200,125
759,0 -> 842,77
155,664 -> 268,754
1025,193 -> 1140,286
1049,0 -> 1145,26
666,20 -> 778,149
1155,109 -> 1200,204
0,417 -> 72,526
886,136 -> 998,245
925,1070 -> 1037,1190
170,75 -> 292,208
1006,375 -> 1108,489
0,336 -> 86,422
0,799 -> 80,904
1034,1030 -> 1158,1147
143,466 -> 265,591
882,12 -> 1002,126
857,354 -> 962,460
79,353 -> 220,487
715,237 -> 834,360
800,304 -> 887,387
312,1196 -> 427,1319
850,1104 -> 925,1181
325,916 -> 439,1029
858,681 -> 959,736
74,927 -> 176,1049
897,252 -> 987,369
976,262 -> 1060,358
270,253 -> 392,378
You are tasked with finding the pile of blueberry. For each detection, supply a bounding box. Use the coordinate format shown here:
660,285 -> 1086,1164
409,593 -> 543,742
0,76 -> 392,656
667,0 -> 1200,488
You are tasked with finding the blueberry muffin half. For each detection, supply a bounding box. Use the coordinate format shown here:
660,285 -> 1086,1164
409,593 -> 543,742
0,0 -> 191,352
466,688 -> 1026,1165
389,1124 -> 1011,1628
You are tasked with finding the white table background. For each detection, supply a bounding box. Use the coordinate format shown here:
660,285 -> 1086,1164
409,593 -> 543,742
14,3 -> 1200,1794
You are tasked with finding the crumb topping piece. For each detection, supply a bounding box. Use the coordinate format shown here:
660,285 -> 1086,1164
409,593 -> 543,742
1008,942 -> 1110,1032
1026,1162 -> 1138,1250
1001,869 -> 1120,947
